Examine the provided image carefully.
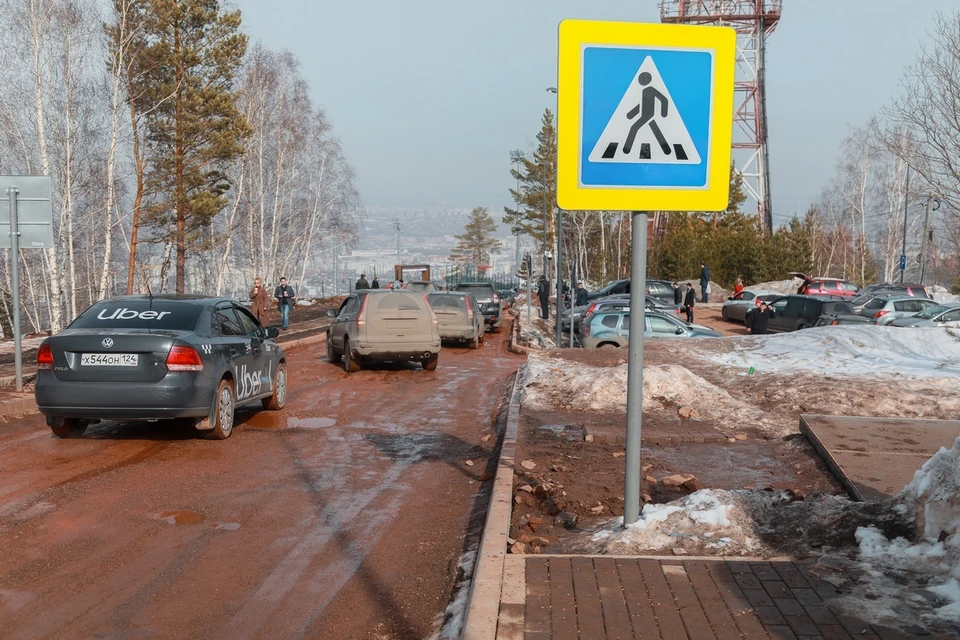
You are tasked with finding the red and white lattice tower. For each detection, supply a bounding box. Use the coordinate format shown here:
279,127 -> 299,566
660,0 -> 782,233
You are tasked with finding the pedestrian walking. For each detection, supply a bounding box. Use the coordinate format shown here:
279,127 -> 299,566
249,277 -> 268,323
745,300 -> 776,334
575,281 -> 588,307
683,282 -> 696,323
274,277 -> 296,330
537,276 -> 550,320
672,282 -> 683,305
699,263 -> 711,303
355,274 -> 370,290
371,276 -> 380,289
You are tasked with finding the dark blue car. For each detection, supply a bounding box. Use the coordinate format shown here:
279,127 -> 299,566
35,295 -> 287,440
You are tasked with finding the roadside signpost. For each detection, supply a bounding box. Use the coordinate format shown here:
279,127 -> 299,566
557,20 -> 735,525
0,176 -> 53,392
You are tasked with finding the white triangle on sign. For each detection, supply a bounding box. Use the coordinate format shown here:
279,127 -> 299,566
588,56 -> 701,165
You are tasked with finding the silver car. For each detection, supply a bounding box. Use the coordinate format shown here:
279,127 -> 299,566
581,310 -> 721,348
858,295 -> 937,325
721,290 -> 780,323
427,291 -> 484,349
326,290 -> 441,372
889,303 -> 960,327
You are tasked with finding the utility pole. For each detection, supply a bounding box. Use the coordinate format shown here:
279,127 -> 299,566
510,149 -> 524,280
900,168 -> 910,284
394,219 -> 401,263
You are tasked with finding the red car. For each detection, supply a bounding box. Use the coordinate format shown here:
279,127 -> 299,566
789,272 -> 859,297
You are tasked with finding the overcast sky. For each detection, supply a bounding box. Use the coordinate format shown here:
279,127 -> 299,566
233,1 -> 957,224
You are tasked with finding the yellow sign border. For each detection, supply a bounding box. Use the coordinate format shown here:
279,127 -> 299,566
557,19 -> 736,212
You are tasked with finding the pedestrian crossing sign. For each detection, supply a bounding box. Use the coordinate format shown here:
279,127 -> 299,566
557,20 -> 735,211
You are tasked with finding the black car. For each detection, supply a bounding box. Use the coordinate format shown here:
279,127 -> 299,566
585,278 -> 675,304
453,282 -> 501,331
764,295 -> 855,333
35,295 -> 287,440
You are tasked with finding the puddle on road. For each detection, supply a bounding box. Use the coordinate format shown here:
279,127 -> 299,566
215,522 -> 240,531
242,414 -> 337,430
155,510 -> 206,526
539,424 -> 586,441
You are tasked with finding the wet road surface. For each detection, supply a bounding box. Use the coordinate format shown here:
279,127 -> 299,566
0,325 -> 523,639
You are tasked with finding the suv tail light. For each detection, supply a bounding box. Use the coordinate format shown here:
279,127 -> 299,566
873,310 -> 889,319
357,294 -> 370,328
583,323 -> 591,337
166,345 -> 203,371
493,293 -> 499,304
37,343 -> 53,370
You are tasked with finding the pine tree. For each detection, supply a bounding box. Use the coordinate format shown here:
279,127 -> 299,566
137,0 -> 250,293
503,110 -> 557,260
450,207 -> 503,266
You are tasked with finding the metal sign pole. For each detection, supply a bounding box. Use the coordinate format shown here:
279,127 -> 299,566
623,211 -> 648,525
8,187 -> 22,392
555,208 -> 563,346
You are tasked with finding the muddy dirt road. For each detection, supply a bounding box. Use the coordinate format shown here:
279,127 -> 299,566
0,327 -> 523,639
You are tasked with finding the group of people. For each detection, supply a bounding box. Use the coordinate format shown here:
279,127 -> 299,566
355,274 -> 407,290
535,277 -> 588,320
248,277 -> 297,330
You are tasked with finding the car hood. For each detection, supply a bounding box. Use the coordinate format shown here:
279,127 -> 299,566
689,325 -> 722,337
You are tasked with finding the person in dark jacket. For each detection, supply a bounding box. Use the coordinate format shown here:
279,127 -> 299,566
575,281 -> 588,307
537,276 -> 550,320
371,276 -> 380,289
699,263 -> 711,303
274,277 -> 296,330
673,282 -> 683,305
745,301 -> 776,334
683,282 -> 696,323
355,274 -> 370,290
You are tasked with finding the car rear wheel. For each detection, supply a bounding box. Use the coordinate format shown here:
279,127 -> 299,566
721,308 -> 729,321
327,337 -> 341,364
49,418 -> 88,439
468,333 -> 479,349
598,342 -> 619,348
199,379 -> 235,440
344,339 -> 361,372
262,362 -> 287,410
423,353 -> 439,371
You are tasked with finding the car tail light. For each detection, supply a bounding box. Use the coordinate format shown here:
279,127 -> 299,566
586,303 -> 598,315
493,293 -> 499,304
466,303 -> 474,319
166,345 -> 203,372
357,294 -> 370,328
583,323 -> 590,337
37,343 -> 53,370
873,310 -> 889,319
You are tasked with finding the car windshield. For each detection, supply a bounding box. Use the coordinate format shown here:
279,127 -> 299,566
69,300 -> 204,331
916,304 -> 950,319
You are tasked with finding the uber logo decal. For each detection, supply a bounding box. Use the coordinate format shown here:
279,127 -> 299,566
200,344 -> 212,354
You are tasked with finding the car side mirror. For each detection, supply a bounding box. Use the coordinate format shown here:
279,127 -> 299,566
326,309 -> 337,317
727,296 -> 733,301
265,326 -> 281,339
676,328 -> 684,335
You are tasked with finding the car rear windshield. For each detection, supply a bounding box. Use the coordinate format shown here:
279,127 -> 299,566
372,292 -> 425,312
428,294 -> 465,309
70,300 -> 203,330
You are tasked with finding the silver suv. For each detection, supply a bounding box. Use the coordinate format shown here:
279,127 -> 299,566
453,282 -> 501,331
326,290 -> 441,372
427,291 -> 484,348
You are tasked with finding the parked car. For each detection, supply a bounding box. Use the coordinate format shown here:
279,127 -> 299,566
763,295 -> 856,333
789,272 -> 859,297
326,289 -> 441,372
453,282 -> 501,331
858,295 -> 937,326
720,289 -> 781,323
405,281 -> 438,293
585,278 -> 675,304
889,303 -> 960,327
567,295 -> 681,335
581,310 -> 721,348
35,295 -> 286,440
812,313 -> 874,327
427,291 -> 484,349
849,283 -> 931,309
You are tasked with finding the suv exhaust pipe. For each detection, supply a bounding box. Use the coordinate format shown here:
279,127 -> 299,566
423,352 -> 432,359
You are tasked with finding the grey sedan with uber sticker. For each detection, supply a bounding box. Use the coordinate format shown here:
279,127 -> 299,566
35,295 -> 287,440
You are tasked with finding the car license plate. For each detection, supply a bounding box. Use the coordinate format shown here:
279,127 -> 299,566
81,353 -> 138,366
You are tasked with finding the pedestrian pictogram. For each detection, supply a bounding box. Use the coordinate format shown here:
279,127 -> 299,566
589,56 -> 700,165
556,20 -> 735,211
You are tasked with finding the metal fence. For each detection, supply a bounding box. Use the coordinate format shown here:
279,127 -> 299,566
441,265 -> 521,291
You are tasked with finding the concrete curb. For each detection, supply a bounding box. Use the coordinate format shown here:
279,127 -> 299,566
507,313 -> 534,356
277,329 -> 328,352
461,364 -> 523,640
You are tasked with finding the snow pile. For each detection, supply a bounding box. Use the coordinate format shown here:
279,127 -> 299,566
521,354 -> 768,424
748,277 -> 803,295
591,490 -> 767,555
514,303 -> 556,349
848,437 -> 960,623
707,325 -> 960,378
929,285 -> 960,305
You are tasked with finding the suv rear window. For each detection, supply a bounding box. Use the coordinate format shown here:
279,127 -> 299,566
70,300 -> 203,331
455,283 -> 496,298
428,294 -> 465,309
373,292 -> 424,312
